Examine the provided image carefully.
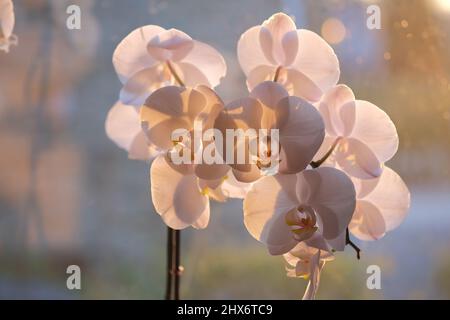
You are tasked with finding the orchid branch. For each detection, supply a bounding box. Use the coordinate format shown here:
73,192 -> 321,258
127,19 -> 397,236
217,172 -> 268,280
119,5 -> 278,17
346,228 -> 361,260
273,66 -> 282,82
310,137 -> 341,168
166,60 -> 185,87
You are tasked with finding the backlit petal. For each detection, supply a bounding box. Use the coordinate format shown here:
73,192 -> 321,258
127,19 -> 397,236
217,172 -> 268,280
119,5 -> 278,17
291,29 -> 340,93
297,167 -> 356,239
244,174 -> 298,253
150,156 -> 209,229
237,26 -> 274,75
276,96 -> 325,174
113,25 -> 164,83
180,40 -> 226,88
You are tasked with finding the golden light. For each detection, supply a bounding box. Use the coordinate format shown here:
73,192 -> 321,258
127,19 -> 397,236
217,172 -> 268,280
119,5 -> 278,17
321,18 -> 346,45
433,0 -> 450,11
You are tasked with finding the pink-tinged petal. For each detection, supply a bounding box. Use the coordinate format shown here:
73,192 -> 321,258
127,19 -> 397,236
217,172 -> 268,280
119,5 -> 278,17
280,68 -> 323,102
349,100 -> 399,164
304,233 -> 332,252
214,98 -> 264,170
335,138 -> 383,179
221,170 -> 253,199
259,27 -> 277,66
141,86 -> 206,150
246,65 -> 278,91
250,81 -> 289,110
276,96 -> 325,174
291,30 -> 340,93
198,178 -> 227,202
192,203 -> 210,229
260,13 -> 298,66
195,163 -> 230,181
113,25 -> 164,83
105,102 -> 158,161
349,200 -> 386,241
318,85 -> 356,136
175,62 -> 211,87
128,131 -> 160,161
0,0 -> 14,38
243,174 -> 298,252
282,31 -> 299,67
105,101 -> 141,151
297,167 -> 356,239
147,28 -> 193,62
325,230 -> 347,251
353,167 -> 410,237
194,85 -> 225,130
283,251 -> 299,267
180,40 -> 226,88
302,254 -> 324,300
119,65 -> 175,106
231,165 -> 261,183
237,26 -> 274,75
150,156 -> 209,229
247,67 -> 322,102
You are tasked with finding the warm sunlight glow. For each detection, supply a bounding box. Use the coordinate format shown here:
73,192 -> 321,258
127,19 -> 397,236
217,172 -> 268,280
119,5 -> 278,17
434,0 -> 450,11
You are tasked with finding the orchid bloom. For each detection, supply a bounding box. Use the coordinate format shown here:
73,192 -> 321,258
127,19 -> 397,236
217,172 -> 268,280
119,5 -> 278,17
0,0 -> 18,53
215,81 -> 325,183
244,166 -> 356,255
237,13 -> 339,102
315,84 -> 398,179
349,166 -> 410,241
141,85 -> 232,229
284,242 -> 334,300
105,101 -> 161,161
113,26 -> 226,106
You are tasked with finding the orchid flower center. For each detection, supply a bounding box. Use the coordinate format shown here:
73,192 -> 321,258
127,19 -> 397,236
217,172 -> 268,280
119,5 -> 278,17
285,206 -> 318,242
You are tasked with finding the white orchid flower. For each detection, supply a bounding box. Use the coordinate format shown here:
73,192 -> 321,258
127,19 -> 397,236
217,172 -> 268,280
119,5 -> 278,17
140,85 -> 233,229
244,166 -> 356,255
315,84 -> 399,179
237,13 -> 339,102
349,166 -> 410,241
215,81 -> 325,183
0,0 -> 18,53
113,26 -> 226,106
284,242 -> 334,300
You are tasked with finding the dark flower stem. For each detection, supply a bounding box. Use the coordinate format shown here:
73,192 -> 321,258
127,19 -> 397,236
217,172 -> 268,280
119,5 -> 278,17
346,228 -> 361,260
166,61 -> 185,87
164,63 -> 185,300
165,227 -> 174,300
273,66 -> 282,82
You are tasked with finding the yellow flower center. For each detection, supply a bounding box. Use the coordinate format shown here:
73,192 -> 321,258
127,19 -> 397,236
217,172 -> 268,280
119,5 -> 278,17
285,206 -> 318,242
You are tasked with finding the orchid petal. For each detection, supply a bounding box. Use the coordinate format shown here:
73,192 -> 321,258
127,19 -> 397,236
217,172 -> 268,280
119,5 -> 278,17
179,40 -> 227,88
349,100 -> 399,164
297,167 -> 356,239
291,29 -> 340,93
146,28 -> 193,61
237,26 -> 274,75
244,174 -> 298,254
150,156 -> 209,229
112,25 -> 164,83
318,84 -> 356,136
276,96 -> 325,174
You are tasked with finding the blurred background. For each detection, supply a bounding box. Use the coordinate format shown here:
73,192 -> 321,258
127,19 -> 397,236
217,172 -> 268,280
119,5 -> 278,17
0,0 -> 449,299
